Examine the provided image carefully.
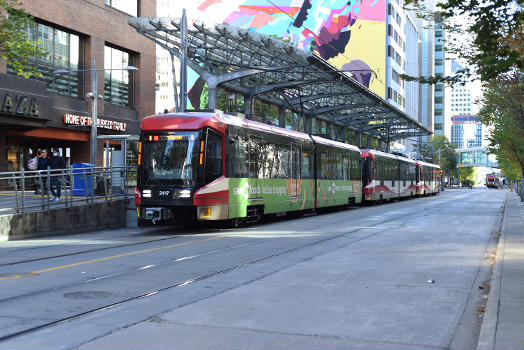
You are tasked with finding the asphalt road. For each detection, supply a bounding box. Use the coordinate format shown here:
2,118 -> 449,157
0,188 -> 506,349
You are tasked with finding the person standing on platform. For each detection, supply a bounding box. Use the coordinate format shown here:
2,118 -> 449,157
49,149 -> 66,201
36,149 -> 49,195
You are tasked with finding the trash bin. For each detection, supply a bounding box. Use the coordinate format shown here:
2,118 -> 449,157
72,163 -> 94,196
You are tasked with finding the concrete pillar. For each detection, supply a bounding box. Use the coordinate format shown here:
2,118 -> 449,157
278,106 -> 286,128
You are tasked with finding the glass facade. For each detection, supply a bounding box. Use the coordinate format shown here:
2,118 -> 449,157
433,25 -> 445,135
104,46 -> 134,107
105,0 -> 137,17
451,124 -> 464,148
8,22 -> 81,97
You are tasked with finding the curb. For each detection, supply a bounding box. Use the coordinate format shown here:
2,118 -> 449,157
476,192 -> 508,350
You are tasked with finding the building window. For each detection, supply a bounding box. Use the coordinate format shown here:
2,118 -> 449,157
7,22 -> 82,97
105,0 -> 138,17
104,45 -> 134,107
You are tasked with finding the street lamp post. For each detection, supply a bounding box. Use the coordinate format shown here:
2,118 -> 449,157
53,59 -> 139,166
90,58 -> 98,166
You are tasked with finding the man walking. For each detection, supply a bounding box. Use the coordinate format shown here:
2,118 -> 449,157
49,149 -> 66,201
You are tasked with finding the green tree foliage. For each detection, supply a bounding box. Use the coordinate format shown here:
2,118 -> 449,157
415,135 -> 459,184
420,135 -> 458,173
497,156 -> 522,182
199,83 -> 229,111
479,70 -> 524,182
404,0 -> 524,84
459,167 -> 476,185
0,0 -> 47,78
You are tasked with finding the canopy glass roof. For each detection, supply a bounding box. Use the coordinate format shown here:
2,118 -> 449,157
129,17 -> 432,142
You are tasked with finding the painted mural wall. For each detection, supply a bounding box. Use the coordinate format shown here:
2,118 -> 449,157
175,0 -> 386,107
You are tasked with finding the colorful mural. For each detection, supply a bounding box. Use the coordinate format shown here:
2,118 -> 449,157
178,0 -> 386,107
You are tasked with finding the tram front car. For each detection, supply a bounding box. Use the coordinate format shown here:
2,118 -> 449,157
135,112 -> 226,225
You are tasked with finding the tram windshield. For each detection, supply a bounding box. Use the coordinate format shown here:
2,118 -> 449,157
143,131 -> 199,185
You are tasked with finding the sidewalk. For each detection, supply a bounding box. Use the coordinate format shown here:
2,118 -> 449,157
478,191 -> 524,350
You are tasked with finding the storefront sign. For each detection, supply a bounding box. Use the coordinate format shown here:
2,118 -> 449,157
64,113 -> 127,131
1,93 -> 39,117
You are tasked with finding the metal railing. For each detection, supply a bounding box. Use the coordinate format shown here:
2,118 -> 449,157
0,165 -> 137,215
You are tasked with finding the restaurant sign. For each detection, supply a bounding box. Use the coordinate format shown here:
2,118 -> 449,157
64,113 -> 126,131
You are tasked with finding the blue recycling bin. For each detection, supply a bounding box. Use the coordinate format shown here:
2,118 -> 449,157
72,163 -> 94,196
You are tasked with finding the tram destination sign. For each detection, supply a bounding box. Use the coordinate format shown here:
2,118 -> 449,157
64,113 -> 127,131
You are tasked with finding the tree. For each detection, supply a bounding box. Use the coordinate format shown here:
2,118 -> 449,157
415,135 -> 459,185
404,0 -> 524,84
459,167 -> 476,185
479,70 -> 524,199
0,0 -> 47,77
497,156 -> 522,182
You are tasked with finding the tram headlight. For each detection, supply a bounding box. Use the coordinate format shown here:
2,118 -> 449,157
143,189 -> 152,198
178,189 -> 191,198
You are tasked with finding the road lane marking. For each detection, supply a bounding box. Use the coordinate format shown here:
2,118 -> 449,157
0,235 -> 227,280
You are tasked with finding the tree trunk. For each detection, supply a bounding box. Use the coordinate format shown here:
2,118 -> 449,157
520,169 -> 524,202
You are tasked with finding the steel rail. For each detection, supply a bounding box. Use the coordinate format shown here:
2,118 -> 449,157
0,202 -> 433,342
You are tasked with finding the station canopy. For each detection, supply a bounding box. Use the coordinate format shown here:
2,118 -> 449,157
129,17 -> 432,142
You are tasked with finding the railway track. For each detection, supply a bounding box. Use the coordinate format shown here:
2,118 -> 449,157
0,192 -> 460,345
0,201 -> 429,343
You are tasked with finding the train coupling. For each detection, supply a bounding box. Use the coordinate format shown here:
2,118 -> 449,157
144,207 -> 163,224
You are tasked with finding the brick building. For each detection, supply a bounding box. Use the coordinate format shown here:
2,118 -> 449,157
0,0 -> 156,171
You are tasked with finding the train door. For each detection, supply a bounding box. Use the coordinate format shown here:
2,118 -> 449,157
289,142 -> 301,204
415,164 -> 421,195
378,157 -> 385,199
248,135 -> 264,201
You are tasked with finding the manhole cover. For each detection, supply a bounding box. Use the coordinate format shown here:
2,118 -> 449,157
0,273 -> 38,279
63,291 -> 114,299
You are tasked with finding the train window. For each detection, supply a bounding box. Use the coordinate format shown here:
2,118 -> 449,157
291,145 -> 300,180
343,155 -> 349,180
204,129 -> 223,184
231,136 -> 249,178
350,153 -> 360,181
335,153 -> 343,180
270,145 -> 280,178
301,149 -> 313,179
263,143 -> 274,178
248,136 -> 263,178
319,152 -> 328,179
279,144 -> 290,178
328,151 -> 336,179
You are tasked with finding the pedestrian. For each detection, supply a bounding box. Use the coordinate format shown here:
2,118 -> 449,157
48,149 -> 66,201
36,149 -> 49,195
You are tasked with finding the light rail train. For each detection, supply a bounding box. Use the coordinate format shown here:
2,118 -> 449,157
135,112 -> 441,226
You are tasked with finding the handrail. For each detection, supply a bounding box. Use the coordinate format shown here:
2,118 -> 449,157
0,166 -> 137,216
